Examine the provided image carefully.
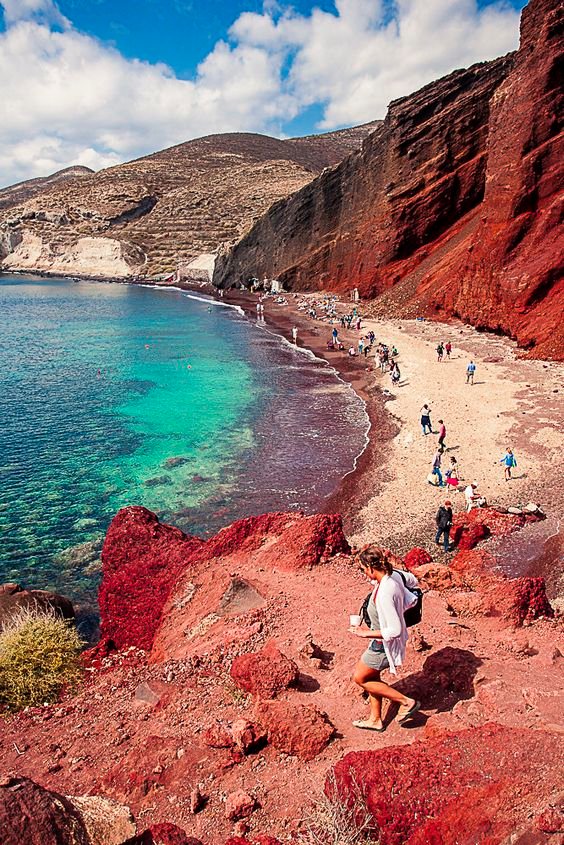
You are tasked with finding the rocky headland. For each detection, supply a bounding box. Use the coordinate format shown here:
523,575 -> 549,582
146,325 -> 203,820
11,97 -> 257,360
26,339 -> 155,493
214,0 -> 563,359
0,503 -> 562,844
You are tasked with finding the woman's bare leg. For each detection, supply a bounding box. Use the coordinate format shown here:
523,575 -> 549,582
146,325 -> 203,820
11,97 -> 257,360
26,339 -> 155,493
368,692 -> 383,724
353,661 -> 414,713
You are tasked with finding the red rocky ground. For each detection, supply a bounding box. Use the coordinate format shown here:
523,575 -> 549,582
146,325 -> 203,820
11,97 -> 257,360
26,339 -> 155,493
0,505 -> 562,844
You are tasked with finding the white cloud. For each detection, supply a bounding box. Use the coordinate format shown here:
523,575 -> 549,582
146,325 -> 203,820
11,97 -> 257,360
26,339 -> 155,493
0,0 -> 522,187
1,0 -> 68,26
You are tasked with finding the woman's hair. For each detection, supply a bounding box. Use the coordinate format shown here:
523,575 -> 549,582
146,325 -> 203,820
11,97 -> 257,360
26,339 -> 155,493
358,545 -> 396,576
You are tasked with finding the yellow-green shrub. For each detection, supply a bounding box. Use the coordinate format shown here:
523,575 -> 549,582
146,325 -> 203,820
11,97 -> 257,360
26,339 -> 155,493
0,606 -> 83,712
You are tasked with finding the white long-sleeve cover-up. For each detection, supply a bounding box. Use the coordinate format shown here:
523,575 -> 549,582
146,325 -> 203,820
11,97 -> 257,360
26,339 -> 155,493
373,570 -> 418,675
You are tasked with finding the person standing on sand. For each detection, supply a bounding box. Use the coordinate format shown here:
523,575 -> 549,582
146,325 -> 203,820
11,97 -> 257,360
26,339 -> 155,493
420,404 -> 432,435
291,326 -> 298,344
350,546 -> 421,732
435,500 -> 453,552
466,360 -> 476,384
436,342 -> 444,362
500,448 -> 517,480
332,327 -> 339,346
445,341 -> 452,359
431,447 -> 445,486
437,419 -> 447,449
445,456 -> 459,487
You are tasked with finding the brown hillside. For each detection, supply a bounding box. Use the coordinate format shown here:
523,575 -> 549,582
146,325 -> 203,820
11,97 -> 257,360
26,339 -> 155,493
0,125 -> 379,279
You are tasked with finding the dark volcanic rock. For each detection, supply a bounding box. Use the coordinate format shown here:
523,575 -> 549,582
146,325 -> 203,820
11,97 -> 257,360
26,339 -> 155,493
0,776 -> 89,845
215,0 -> 563,358
0,776 -> 135,845
0,582 -> 74,627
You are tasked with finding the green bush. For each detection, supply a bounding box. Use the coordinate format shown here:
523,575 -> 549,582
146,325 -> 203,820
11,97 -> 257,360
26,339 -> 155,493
0,607 -> 84,712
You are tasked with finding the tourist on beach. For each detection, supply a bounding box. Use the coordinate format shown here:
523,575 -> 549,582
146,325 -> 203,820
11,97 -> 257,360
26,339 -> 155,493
435,500 -> 453,552
340,316 -> 346,329
291,326 -> 298,344
420,404 -> 432,435
369,331 -> 376,345
364,342 -> 370,358
464,482 -> 479,511
500,448 -> 517,480
431,447 -> 445,486
436,342 -> 444,362
358,338 -> 364,355
350,545 -> 421,732
445,341 -> 452,359
445,456 -> 459,487
348,345 -> 357,356
466,360 -> 476,384
391,363 -> 401,385
437,419 -> 447,449
332,327 -> 339,346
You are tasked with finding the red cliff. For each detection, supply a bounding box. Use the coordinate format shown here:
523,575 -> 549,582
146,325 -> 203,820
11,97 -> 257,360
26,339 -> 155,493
214,0 -> 563,358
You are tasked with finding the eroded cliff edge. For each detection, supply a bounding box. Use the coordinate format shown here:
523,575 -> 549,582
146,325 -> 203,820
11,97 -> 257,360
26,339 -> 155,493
214,0 -> 563,359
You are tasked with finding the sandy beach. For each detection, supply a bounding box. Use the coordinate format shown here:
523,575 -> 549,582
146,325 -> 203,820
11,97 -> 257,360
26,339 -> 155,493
218,287 -> 563,591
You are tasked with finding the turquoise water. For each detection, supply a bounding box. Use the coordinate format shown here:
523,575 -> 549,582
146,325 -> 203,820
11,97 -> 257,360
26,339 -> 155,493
0,275 -> 367,626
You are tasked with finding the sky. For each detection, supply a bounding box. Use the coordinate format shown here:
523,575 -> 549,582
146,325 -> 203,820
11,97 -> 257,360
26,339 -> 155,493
0,0 -> 526,187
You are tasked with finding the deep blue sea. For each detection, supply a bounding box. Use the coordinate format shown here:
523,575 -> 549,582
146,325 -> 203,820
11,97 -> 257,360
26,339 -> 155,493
0,275 -> 368,626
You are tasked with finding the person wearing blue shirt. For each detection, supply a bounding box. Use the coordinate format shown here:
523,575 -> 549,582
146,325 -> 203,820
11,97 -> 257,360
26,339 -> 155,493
466,360 -> 476,384
500,448 -> 517,480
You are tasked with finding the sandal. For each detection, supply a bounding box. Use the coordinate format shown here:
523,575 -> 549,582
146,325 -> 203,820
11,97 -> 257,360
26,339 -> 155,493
352,719 -> 385,732
397,700 -> 421,723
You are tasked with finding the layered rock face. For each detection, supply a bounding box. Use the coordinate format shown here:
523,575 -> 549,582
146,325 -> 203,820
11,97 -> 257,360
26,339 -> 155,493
215,0 -> 563,358
0,126 -> 377,279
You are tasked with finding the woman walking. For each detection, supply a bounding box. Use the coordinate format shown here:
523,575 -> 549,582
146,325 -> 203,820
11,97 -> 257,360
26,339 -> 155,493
350,546 -> 421,731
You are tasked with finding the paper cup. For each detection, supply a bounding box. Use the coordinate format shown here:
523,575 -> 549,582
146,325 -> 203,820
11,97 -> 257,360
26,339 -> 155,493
349,614 -> 362,627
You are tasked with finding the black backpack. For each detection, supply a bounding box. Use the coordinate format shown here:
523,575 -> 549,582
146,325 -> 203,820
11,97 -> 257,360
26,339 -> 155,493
360,570 -> 423,629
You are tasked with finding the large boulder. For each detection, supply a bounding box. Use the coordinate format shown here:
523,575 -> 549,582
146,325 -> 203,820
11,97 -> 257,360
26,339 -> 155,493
0,583 -> 74,628
254,699 -> 335,761
331,725 -> 564,845
230,641 -> 299,698
98,507 -> 204,651
0,776 -> 134,845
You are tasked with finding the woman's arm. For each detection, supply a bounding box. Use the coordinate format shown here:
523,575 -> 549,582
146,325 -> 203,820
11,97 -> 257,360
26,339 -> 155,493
349,626 -> 381,639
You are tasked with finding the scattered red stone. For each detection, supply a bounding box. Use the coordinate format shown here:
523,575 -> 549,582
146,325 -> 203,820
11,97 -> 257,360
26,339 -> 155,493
254,699 -> 335,761
224,790 -> 256,821
202,723 -> 234,749
230,641 -> 299,699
